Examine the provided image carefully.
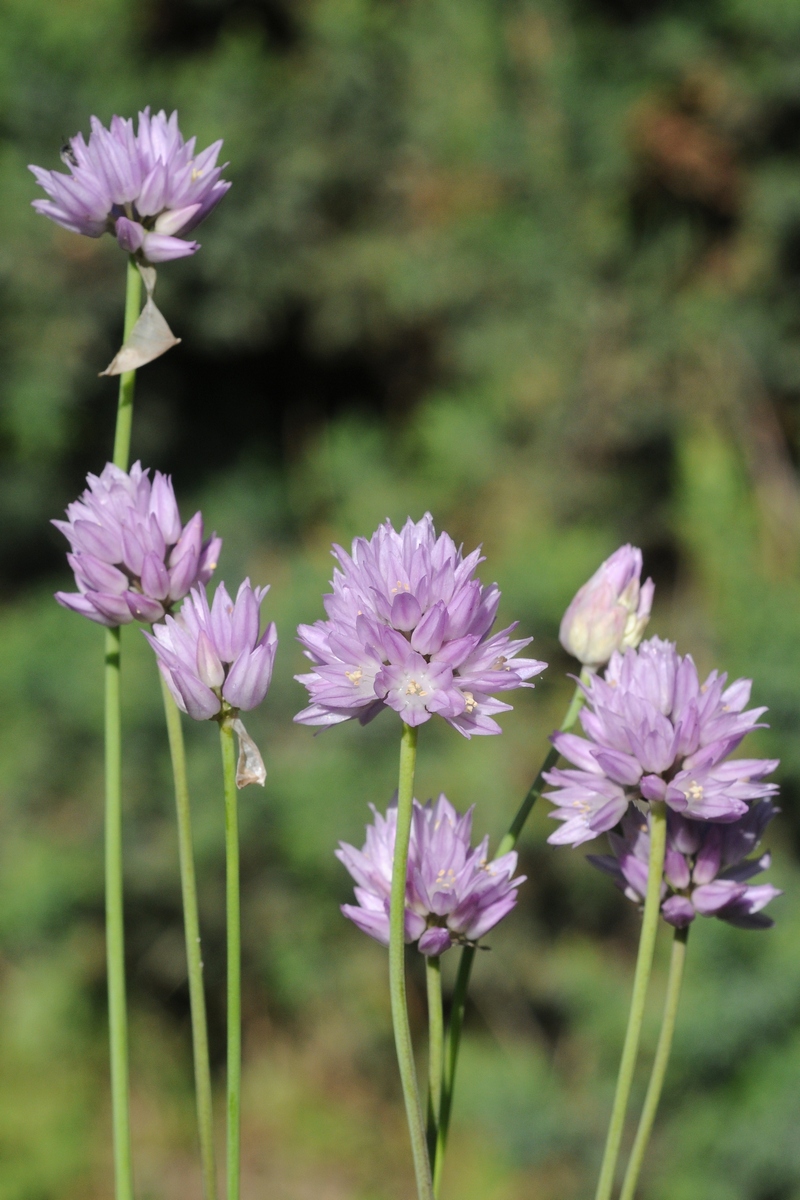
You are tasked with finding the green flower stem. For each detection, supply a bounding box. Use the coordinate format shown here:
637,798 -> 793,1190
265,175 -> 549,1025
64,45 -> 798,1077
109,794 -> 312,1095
390,722 -> 434,1200
433,673 -> 590,1191
159,676 -> 217,1200
425,955 -> 444,1164
112,258 -> 142,470
593,801 -> 668,1200
103,255 -> 143,1200
219,719 -> 241,1200
618,925 -> 689,1200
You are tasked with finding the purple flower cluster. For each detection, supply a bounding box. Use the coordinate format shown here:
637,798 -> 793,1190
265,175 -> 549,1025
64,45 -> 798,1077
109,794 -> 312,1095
337,794 -> 525,955
544,637 -> 778,846
54,462 -> 220,626
559,544 -> 654,668
146,580 -> 277,722
295,514 -> 546,736
589,802 -> 781,929
30,108 -> 230,263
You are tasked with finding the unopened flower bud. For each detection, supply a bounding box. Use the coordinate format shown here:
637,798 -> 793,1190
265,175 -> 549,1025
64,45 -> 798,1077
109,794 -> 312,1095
559,544 -> 654,668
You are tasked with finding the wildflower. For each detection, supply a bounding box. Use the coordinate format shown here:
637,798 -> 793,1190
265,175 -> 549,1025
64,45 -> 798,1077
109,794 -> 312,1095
543,637 -> 778,846
588,801 -> 781,929
337,794 -> 525,954
54,462 -> 221,626
30,108 -> 230,263
295,514 -> 546,736
559,544 -> 654,668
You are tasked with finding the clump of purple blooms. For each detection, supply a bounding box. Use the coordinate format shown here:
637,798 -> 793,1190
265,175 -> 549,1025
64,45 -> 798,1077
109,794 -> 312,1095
54,462 -> 221,626
30,108 -> 230,263
295,513 -> 546,736
146,580 -> 278,722
544,636 -> 779,846
559,544 -> 654,668
588,802 -> 781,929
337,794 -> 525,955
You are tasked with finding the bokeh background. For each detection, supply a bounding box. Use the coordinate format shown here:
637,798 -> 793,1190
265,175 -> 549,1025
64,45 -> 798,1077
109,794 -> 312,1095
2,0 -> 800,1196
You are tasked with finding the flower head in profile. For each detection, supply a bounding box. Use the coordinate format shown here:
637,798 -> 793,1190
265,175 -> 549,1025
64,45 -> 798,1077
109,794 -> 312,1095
30,108 -> 230,263
337,794 -> 525,955
544,636 -> 778,846
588,801 -> 781,929
295,514 -> 546,736
559,544 -> 654,668
54,462 -> 221,626
145,579 -> 277,722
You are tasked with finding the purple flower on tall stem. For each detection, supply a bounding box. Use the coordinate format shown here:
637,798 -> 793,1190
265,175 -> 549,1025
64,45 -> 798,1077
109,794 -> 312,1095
544,636 -> 778,846
589,801 -> 781,929
145,579 -> 277,723
54,462 -> 221,626
560,544 -> 654,668
337,794 -> 525,955
30,108 -> 230,263
295,513 -> 546,736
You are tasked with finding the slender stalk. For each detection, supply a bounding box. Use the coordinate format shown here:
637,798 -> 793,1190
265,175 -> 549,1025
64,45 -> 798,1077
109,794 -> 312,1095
593,801 -> 668,1200
389,722 -> 434,1200
112,258 -> 143,470
618,925 -> 689,1200
433,673 -> 590,1189
159,676 -> 217,1200
425,956 -> 444,1164
219,719 -> 241,1200
103,255 -> 143,1200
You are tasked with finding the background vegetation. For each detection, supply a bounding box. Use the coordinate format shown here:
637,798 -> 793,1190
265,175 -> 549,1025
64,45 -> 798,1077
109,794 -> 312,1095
2,0 -> 800,1195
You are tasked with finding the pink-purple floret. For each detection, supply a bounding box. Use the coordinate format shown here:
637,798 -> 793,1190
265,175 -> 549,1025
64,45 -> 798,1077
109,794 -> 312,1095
30,108 -> 230,263
145,580 -> 278,722
588,801 -> 781,929
543,636 -> 779,846
295,513 -> 546,736
54,462 -> 221,626
337,794 -> 525,955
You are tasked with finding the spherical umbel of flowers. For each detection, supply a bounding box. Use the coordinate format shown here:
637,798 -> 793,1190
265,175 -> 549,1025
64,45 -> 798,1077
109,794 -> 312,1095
588,802 -> 781,930
336,794 -> 525,955
145,580 -> 277,723
559,544 -> 654,669
30,108 -> 230,263
543,636 -> 779,847
295,513 -> 546,737
54,462 -> 221,626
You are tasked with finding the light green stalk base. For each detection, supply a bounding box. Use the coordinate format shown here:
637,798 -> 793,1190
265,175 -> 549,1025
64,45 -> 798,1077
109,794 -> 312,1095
219,720 -> 241,1200
425,956 -> 444,1165
593,801 -> 668,1200
619,925 -> 689,1200
160,677 -> 217,1200
390,723 -> 434,1200
103,255 -> 143,1200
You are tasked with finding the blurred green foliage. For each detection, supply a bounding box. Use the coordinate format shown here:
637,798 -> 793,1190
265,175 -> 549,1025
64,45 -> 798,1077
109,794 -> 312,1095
3,0 -> 800,1195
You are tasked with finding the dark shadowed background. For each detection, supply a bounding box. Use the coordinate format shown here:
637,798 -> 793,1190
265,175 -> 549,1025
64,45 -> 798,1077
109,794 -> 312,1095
2,0 -> 800,1197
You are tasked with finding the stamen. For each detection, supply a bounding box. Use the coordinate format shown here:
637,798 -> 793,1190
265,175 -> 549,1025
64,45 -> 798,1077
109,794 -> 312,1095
463,691 -> 478,714
406,679 -> 427,696
345,667 -> 363,686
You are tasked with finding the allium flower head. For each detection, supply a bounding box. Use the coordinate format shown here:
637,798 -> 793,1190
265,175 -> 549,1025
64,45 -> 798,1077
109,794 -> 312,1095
559,544 -> 654,668
588,801 -> 781,929
30,108 -> 230,263
145,579 -> 277,723
54,462 -> 221,626
295,514 -> 546,736
337,794 -> 525,955
544,636 -> 778,846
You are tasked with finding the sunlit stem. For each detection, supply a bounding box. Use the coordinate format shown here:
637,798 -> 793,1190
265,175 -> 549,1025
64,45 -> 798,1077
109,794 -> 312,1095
593,801 -> 668,1200
160,676 -> 217,1200
104,254 -> 142,1200
618,925 -> 689,1200
425,955 -> 444,1165
433,672 -> 590,1191
219,717 -> 241,1200
390,722 -> 434,1200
